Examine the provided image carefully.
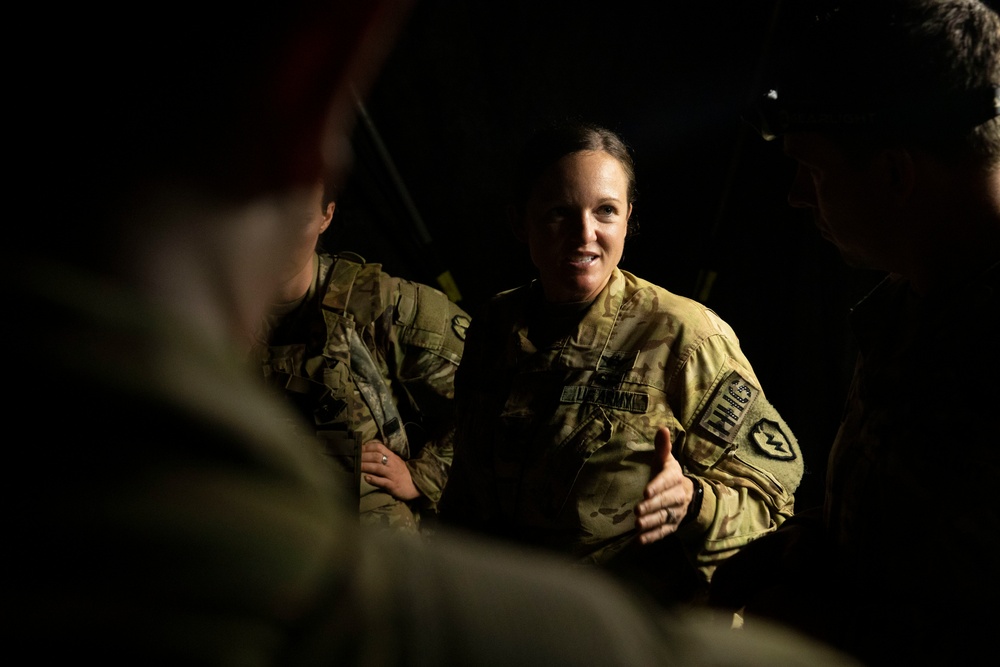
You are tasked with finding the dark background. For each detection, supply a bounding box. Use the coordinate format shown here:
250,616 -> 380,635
331,0 -> 887,509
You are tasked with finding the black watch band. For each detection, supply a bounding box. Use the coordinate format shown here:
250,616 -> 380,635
679,476 -> 704,527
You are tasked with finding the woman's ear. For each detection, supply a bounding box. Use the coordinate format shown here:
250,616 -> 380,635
508,204 -> 527,243
320,201 -> 336,234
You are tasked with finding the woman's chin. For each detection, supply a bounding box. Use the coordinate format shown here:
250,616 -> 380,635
544,279 -> 604,304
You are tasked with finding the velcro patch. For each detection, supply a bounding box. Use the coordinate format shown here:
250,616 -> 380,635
597,351 -> 638,373
452,314 -> 470,341
560,385 -> 649,413
698,370 -> 759,444
750,419 -> 796,460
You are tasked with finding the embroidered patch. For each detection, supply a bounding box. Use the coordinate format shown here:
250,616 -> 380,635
597,351 -> 638,373
560,385 -> 649,413
699,370 -> 760,444
750,419 -> 796,460
451,314 -> 470,341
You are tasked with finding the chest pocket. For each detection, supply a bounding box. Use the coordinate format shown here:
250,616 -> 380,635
495,374 -> 652,545
264,343 -> 345,427
316,312 -> 355,426
545,405 -> 616,518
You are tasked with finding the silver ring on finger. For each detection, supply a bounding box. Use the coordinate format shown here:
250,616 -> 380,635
381,454 -> 388,465
665,507 -> 675,524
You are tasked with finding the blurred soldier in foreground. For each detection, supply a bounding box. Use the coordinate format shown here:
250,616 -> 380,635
710,1 -> 1000,664
256,179 -> 468,533
4,1 -> 857,664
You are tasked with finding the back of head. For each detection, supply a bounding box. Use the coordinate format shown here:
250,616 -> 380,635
12,2 -> 404,268
756,0 -> 1000,162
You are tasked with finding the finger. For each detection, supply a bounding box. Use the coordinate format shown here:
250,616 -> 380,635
643,427 -> 676,499
363,473 -> 391,491
361,440 -> 385,454
638,482 -> 688,515
360,453 -> 384,467
636,500 -> 683,528
360,448 -> 393,470
636,505 -> 662,530
655,425 -> 673,468
638,520 -> 677,545
360,460 -> 388,474
641,466 -> 684,505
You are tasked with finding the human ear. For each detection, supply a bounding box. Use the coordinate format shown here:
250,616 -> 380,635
320,201 -> 336,234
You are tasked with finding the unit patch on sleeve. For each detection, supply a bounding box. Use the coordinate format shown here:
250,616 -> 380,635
698,370 -> 760,444
750,419 -> 796,460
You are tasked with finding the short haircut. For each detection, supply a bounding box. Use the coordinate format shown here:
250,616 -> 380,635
759,0 -> 1000,162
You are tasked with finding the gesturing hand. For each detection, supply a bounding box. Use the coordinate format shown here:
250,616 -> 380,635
635,426 -> 694,545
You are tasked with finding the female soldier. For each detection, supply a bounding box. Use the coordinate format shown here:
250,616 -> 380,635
258,180 -> 470,533
440,121 -> 804,603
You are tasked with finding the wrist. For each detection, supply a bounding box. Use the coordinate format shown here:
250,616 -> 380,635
680,476 -> 704,527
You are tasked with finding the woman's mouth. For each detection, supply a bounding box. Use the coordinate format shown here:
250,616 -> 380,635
566,254 -> 598,268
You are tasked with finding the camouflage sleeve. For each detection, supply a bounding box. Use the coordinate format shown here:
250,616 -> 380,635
382,277 -> 470,509
405,427 -> 454,508
670,333 -> 803,579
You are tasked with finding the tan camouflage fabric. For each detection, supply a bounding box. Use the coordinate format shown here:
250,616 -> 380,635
443,268 -> 803,583
11,256 -> 863,666
260,253 -> 469,532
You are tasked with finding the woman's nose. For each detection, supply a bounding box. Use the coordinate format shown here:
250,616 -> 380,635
571,211 -> 598,241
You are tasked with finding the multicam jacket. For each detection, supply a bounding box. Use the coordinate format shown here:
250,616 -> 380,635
10,257 -> 858,667
442,268 -> 803,584
261,252 -> 469,531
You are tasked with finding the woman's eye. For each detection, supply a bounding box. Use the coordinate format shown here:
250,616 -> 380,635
598,205 -> 616,216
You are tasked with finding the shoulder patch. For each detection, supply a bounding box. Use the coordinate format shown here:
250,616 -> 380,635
750,418 -> 796,460
452,314 -> 470,341
698,370 -> 759,444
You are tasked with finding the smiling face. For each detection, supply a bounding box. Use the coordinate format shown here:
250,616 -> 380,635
518,150 -> 632,303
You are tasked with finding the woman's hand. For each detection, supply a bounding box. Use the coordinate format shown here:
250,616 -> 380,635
360,440 -> 420,501
635,426 -> 695,544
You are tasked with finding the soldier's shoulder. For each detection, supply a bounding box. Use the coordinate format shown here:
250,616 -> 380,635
619,271 -> 739,341
320,252 -> 389,324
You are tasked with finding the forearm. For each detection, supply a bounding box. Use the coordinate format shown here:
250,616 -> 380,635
679,471 -> 795,579
405,431 -> 453,508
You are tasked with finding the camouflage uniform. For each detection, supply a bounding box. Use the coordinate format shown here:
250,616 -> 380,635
7,256 -> 861,666
442,268 -> 803,593
820,264 -> 1000,662
259,252 -> 469,532
712,263 -> 1000,665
